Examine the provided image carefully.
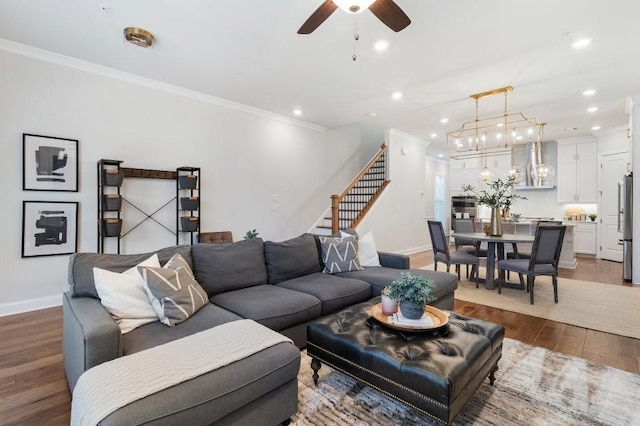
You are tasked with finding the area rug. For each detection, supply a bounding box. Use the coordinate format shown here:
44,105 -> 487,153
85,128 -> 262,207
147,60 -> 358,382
292,339 -> 640,425
419,265 -> 640,340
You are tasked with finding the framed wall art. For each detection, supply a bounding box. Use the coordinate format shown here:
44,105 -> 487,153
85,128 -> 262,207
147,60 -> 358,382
23,133 -> 78,192
22,201 -> 78,258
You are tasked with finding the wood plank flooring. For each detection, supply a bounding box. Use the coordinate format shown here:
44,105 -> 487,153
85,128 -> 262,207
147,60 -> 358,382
0,254 -> 637,425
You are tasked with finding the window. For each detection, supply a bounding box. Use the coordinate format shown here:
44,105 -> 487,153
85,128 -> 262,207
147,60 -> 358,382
434,175 -> 446,227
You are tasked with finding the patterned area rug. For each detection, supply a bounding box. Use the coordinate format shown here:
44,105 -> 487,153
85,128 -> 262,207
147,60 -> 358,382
292,338 -> 640,425
419,265 -> 640,339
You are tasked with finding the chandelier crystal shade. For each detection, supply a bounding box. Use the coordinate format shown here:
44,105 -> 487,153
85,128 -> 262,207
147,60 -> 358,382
446,86 -> 544,164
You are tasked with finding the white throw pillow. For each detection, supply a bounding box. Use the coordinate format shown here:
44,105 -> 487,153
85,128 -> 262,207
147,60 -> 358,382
93,254 -> 160,334
341,230 -> 381,267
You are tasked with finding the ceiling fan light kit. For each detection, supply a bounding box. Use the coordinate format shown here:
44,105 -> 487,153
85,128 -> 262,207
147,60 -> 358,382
123,27 -> 155,48
333,0 -> 376,14
297,0 -> 410,34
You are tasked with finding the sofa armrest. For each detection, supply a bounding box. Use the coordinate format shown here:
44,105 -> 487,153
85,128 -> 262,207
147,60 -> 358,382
377,251 -> 410,269
63,291 -> 122,391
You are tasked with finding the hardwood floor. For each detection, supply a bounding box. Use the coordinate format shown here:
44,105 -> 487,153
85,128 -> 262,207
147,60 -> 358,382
0,254 -> 638,424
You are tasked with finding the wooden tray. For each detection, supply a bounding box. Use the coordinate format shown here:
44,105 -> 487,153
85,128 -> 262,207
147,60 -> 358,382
368,303 -> 449,332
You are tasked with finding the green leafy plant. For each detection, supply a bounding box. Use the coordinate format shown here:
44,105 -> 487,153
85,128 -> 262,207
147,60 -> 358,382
463,176 -> 526,210
385,272 -> 437,306
589,213 -> 597,222
510,212 -> 522,222
243,229 -> 260,239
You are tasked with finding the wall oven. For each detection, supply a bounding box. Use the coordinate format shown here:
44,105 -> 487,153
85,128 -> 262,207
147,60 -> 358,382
451,196 -> 477,230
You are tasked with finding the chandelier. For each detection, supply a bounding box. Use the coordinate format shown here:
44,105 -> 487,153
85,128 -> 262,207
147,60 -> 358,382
446,87 -> 545,172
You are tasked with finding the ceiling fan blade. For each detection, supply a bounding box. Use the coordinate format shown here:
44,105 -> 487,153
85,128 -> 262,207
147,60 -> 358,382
369,0 -> 411,32
298,1 -> 339,34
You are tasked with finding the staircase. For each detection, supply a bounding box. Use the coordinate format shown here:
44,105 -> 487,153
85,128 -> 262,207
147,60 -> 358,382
316,144 -> 390,235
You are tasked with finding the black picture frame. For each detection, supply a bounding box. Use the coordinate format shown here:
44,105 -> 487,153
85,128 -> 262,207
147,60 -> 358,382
23,133 -> 79,192
22,201 -> 79,258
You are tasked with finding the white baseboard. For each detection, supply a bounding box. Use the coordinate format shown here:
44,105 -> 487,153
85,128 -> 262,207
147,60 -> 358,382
0,294 -> 62,317
396,245 -> 432,256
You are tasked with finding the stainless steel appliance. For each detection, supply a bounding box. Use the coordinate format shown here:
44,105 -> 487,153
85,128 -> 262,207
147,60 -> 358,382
451,196 -> 476,230
620,173 -> 633,281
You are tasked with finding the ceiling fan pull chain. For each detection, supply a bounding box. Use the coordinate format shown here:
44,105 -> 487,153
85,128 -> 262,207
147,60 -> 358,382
352,15 -> 359,61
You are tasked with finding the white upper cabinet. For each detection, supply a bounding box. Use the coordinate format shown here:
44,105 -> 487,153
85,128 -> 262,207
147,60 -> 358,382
450,158 -> 479,193
556,138 -> 597,203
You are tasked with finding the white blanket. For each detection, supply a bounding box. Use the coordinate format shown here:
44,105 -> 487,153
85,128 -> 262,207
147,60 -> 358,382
71,319 -> 293,426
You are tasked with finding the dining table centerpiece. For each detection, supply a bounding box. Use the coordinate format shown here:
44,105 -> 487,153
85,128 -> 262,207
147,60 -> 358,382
462,176 -> 526,236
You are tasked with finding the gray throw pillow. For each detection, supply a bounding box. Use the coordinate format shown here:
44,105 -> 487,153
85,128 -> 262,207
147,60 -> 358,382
318,234 -> 362,274
264,233 -> 322,284
192,238 -> 268,296
138,254 -> 208,327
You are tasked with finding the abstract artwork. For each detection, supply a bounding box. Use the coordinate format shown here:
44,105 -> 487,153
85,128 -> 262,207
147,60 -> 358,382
22,201 -> 78,258
23,134 -> 78,192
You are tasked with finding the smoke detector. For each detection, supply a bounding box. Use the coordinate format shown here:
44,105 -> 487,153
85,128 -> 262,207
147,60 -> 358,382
123,27 -> 154,48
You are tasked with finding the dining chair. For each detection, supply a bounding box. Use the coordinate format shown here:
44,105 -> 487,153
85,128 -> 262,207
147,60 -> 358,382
497,225 -> 566,304
428,220 -> 480,287
505,220 -> 562,281
453,218 -> 478,278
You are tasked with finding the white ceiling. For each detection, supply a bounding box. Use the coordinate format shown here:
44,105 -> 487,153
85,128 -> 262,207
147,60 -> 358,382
1,0 -> 639,158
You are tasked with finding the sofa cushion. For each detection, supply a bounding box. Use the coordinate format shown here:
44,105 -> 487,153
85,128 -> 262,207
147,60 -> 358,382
264,233 -> 322,284
341,230 -> 381,267
93,254 -> 160,334
276,272 -> 371,315
318,234 -> 362,274
69,245 -> 194,299
123,303 -> 243,355
335,267 -> 458,301
192,238 -> 268,297
210,285 -> 322,331
139,254 -> 209,327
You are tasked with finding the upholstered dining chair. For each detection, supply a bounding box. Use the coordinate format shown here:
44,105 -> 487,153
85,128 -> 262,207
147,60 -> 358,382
428,220 -> 480,287
505,220 -> 562,281
497,225 -> 566,304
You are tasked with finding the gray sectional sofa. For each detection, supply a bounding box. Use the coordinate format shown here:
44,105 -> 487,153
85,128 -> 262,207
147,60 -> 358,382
63,232 -> 458,425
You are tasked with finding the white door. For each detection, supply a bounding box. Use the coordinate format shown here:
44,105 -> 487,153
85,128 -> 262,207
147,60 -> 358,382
600,152 -> 628,262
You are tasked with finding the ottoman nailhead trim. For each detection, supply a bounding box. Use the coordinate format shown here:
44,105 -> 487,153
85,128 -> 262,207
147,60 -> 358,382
308,343 -> 449,412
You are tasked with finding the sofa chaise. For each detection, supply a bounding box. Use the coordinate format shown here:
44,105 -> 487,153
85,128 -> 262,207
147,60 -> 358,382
64,232 -> 458,425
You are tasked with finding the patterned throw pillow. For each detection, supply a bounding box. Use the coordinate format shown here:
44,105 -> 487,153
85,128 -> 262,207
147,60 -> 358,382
138,254 -> 208,327
319,234 -> 362,274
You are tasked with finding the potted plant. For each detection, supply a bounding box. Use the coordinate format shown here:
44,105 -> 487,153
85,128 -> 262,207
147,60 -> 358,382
589,213 -> 597,222
511,212 -> 522,222
463,176 -> 526,236
385,272 -> 437,319
244,229 -> 260,239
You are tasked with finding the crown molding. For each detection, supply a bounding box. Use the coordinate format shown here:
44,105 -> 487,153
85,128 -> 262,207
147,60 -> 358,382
0,38 -> 327,132
594,124 -> 628,137
626,94 -> 640,113
387,128 -> 432,147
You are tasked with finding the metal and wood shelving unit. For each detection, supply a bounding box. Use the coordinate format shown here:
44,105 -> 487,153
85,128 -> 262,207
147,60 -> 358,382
97,160 -> 201,253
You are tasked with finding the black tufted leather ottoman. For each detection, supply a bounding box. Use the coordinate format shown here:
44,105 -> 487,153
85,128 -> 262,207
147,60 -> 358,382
306,298 -> 505,425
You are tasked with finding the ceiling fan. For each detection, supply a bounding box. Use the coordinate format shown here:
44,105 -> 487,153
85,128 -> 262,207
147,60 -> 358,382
298,0 -> 411,34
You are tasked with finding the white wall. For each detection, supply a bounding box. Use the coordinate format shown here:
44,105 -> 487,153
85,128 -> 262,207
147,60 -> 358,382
356,130 -> 432,254
0,48 -> 382,314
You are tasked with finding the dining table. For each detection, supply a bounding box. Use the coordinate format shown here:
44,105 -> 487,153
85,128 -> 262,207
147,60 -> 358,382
450,232 -> 535,290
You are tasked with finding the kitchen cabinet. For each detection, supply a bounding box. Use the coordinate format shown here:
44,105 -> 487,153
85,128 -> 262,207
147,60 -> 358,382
574,221 -> 597,255
557,139 -> 597,203
450,158 -> 479,193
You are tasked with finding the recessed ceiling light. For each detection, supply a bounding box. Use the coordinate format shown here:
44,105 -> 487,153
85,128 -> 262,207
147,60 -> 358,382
438,154 -> 444,158
496,123 -> 504,127
591,125 -> 601,131
391,91 -> 403,100
440,118 -> 449,124
572,38 -> 592,49
366,112 -> 377,117
587,106 -> 598,113
583,89 -> 596,96
430,133 -> 437,138
374,40 -> 390,51
293,109 -> 302,116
